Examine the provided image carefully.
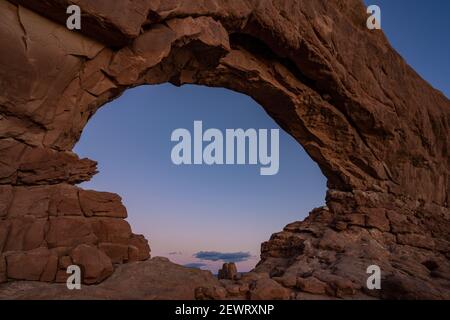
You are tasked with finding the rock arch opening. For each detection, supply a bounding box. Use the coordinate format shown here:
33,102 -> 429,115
73,83 -> 327,274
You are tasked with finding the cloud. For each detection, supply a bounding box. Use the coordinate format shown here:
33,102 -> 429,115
168,251 -> 182,255
184,262 -> 207,269
194,251 -> 252,263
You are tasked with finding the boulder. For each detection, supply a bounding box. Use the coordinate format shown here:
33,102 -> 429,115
70,244 -> 113,284
218,262 -> 238,280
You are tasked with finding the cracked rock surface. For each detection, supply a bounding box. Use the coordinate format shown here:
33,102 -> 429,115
0,0 -> 449,299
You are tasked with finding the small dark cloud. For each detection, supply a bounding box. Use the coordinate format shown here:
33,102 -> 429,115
194,251 -> 252,263
184,262 -> 207,269
168,251 -> 182,255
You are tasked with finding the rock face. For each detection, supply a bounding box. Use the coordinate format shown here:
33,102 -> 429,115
0,0 -> 449,299
0,184 -> 150,284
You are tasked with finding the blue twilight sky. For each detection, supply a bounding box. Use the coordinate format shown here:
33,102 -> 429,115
74,0 -> 449,273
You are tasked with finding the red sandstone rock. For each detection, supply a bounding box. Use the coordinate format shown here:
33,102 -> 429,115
59,255 -> 73,269
0,257 -> 223,299
46,217 -> 97,248
98,243 -> 129,264
8,187 -> 53,218
0,0 -> 448,300
249,277 -> 291,300
5,248 -> 52,281
218,262 -> 238,280
55,270 -> 69,283
79,190 -> 127,218
3,217 -> 46,251
40,253 -> 59,282
364,208 -> 390,232
397,233 -> 435,250
0,222 -> 9,253
195,286 -> 228,300
7,185 -> 83,218
296,277 -> 328,295
51,184 -> 84,217
70,244 -> 113,284
17,149 -> 98,185
128,234 -> 151,261
127,246 -> 140,263
89,217 -> 131,245
0,255 -> 6,283
0,186 -> 12,217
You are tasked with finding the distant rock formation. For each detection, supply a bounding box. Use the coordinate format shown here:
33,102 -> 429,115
0,0 -> 448,299
218,263 -> 238,280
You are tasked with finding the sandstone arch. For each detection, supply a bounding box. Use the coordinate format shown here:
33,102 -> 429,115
0,0 -> 449,299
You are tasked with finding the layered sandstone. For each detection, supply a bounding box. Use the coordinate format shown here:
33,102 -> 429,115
0,183 -> 150,284
0,0 -> 449,299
